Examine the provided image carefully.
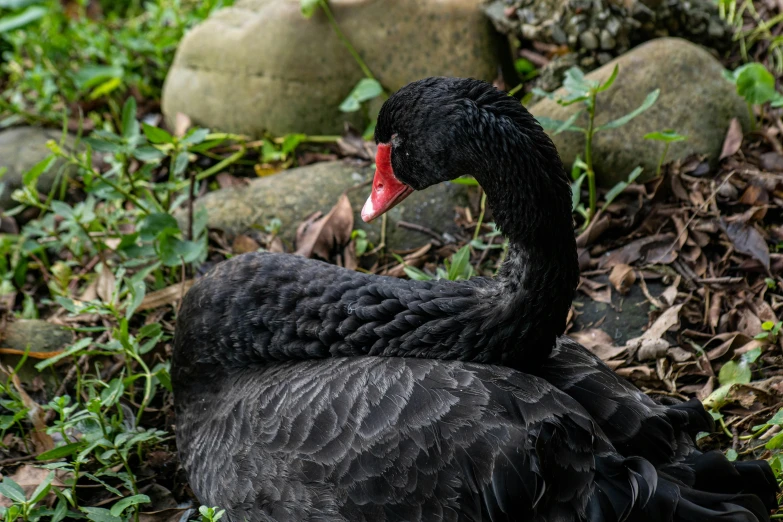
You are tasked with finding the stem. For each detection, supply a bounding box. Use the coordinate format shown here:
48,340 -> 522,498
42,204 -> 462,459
473,191 -> 487,241
584,94 -> 597,223
128,350 -> 153,426
747,102 -> 756,131
195,148 -> 246,181
69,157 -> 150,215
318,0 -> 380,85
656,143 -> 670,178
507,84 -> 523,96
187,173 -> 195,241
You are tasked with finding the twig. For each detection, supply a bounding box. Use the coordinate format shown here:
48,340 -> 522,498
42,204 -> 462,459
659,172 -> 735,262
397,221 -> 444,244
697,276 -> 744,284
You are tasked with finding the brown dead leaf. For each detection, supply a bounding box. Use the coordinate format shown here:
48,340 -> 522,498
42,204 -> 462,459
722,219 -> 771,270
626,303 -> 684,357
578,278 -> 612,305
570,329 -> 627,360
295,194 -> 354,259
232,234 -> 261,254
615,365 -> 653,379
216,172 -> 249,189
174,113 -> 191,138
760,151 -> 783,171
637,338 -> 670,361
719,118 -> 743,160
137,280 -> 195,312
96,264 -> 116,304
608,264 -> 635,294
740,182 -> 769,206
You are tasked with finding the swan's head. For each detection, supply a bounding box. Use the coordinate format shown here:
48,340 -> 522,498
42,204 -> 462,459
361,76 -> 532,222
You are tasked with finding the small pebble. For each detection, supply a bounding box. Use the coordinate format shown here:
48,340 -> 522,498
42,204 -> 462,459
599,29 -> 616,50
579,31 -> 599,50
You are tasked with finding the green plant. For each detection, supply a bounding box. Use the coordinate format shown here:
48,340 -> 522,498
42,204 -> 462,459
644,130 -> 687,178
755,321 -> 782,344
0,471 -> 67,522
0,0 -> 234,126
723,62 -> 783,130
351,229 -> 370,257
400,244 -> 475,281
535,66 -> 659,224
196,506 -> 226,522
299,0 -> 385,136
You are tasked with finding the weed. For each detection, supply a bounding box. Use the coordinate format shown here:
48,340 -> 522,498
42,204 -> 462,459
644,130 -> 687,178
535,66 -> 659,224
723,62 -> 783,130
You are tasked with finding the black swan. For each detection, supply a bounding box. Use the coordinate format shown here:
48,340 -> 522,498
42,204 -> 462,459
173,77 -> 777,521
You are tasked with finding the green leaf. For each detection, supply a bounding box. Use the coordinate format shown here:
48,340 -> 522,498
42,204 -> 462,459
596,89 -> 660,131
536,116 -> 566,131
448,245 -> 473,281
0,5 -> 46,33
142,123 -> 174,144
735,63 -> 776,105
72,65 -> 124,90
553,109 -> 584,135
109,494 -> 150,517
22,155 -> 56,187
280,133 -> 307,156
603,167 -> 643,208
741,346 -> 762,364
28,471 -> 54,505
82,506 -> 122,522
83,137 -> 123,154
596,65 -> 619,93
762,320 -> 774,330
133,146 -> 166,163
88,77 -> 123,100
172,152 -> 189,176
37,443 -> 82,461
121,98 -> 138,140
562,66 -> 592,97
449,176 -> 479,186
300,0 -> 320,18
403,266 -> 433,281
0,477 -> 27,503
138,213 -> 179,241
0,0 -> 44,8
34,337 -> 93,371
766,431 -> 783,450
340,78 -> 383,112
644,130 -> 687,143
725,448 -> 738,462
571,173 -> 586,212
766,408 -> 783,426
181,128 -> 210,146
719,360 -> 751,386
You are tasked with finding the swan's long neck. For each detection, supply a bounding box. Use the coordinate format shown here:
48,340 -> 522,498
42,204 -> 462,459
468,120 -> 579,366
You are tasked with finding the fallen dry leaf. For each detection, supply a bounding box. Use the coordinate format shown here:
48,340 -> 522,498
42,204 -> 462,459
570,328 -> 627,361
608,264 -> 635,294
96,264 -> 116,304
232,234 -> 261,254
719,118 -> 743,160
626,303 -> 684,359
722,219 -> 771,270
137,280 -> 195,312
295,193 -> 354,259
174,112 -> 191,138
0,368 -> 54,454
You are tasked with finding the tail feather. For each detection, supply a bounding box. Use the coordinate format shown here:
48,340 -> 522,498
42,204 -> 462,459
588,455 -> 772,522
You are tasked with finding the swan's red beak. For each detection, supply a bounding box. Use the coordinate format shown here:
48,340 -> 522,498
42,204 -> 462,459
361,143 -> 413,222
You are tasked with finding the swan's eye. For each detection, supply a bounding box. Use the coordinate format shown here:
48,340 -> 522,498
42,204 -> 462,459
391,133 -> 402,147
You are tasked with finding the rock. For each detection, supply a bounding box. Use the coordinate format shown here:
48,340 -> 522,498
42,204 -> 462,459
190,161 -> 471,251
530,38 -> 750,187
485,0 -> 730,64
2,320 -> 74,388
162,0 -> 507,137
0,127 -> 73,210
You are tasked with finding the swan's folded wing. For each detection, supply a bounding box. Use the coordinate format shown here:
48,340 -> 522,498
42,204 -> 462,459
176,357 -> 605,522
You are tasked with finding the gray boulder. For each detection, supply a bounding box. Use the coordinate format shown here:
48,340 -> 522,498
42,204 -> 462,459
530,38 -> 750,187
190,161 -> 471,251
162,0 -> 506,136
0,127 -> 72,210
